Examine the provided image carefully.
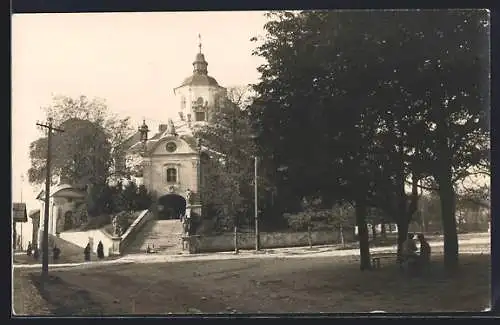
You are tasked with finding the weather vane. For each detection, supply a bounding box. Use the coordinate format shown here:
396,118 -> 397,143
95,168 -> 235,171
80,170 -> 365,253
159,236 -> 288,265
198,33 -> 202,53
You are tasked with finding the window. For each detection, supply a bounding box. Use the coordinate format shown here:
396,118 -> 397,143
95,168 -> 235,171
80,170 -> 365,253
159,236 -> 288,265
195,111 -> 206,122
166,168 -> 177,183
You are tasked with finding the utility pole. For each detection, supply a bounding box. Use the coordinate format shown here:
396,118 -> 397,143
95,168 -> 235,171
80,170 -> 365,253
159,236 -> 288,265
36,118 -> 64,282
420,179 -> 426,234
20,174 -> 24,250
254,156 -> 260,251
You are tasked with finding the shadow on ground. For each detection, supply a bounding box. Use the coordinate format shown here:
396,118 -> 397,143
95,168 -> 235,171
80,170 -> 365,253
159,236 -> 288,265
28,274 -> 105,316
14,253 -> 490,315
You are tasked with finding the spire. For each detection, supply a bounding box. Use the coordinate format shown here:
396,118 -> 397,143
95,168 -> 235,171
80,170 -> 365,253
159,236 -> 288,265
193,34 -> 208,75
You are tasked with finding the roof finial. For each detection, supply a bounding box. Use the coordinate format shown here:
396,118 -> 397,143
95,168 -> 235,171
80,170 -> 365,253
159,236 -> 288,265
198,33 -> 202,53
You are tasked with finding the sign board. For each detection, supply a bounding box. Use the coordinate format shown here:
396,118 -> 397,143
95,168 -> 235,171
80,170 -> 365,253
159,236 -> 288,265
12,203 -> 28,222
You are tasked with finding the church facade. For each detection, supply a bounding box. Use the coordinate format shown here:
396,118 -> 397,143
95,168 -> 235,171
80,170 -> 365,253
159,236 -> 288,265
120,42 -> 228,221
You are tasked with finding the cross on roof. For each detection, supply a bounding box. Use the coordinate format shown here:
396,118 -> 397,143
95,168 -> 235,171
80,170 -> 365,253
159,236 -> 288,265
198,33 -> 202,53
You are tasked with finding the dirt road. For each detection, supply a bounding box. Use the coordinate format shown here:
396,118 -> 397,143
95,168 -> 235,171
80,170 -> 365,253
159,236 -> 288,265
14,252 -> 491,315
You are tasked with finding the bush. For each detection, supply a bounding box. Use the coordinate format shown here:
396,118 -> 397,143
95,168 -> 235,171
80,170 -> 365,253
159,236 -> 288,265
82,214 -> 112,231
284,212 -> 311,232
74,202 -> 89,227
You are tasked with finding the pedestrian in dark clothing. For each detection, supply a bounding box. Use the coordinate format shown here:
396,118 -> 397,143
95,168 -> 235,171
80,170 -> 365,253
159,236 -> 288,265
33,245 -> 39,260
417,233 -> 431,266
26,242 -> 32,256
97,241 -> 104,259
84,243 -> 91,261
53,245 -> 61,261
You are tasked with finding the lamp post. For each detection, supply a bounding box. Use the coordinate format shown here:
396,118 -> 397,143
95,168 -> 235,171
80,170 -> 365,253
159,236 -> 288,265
20,174 -> 24,250
249,133 -> 260,252
254,155 -> 259,251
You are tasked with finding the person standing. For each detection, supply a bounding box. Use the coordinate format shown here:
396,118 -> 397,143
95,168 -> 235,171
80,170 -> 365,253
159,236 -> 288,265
52,245 -> 61,261
97,241 -> 104,259
26,242 -> 32,256
84,243 -> 91,261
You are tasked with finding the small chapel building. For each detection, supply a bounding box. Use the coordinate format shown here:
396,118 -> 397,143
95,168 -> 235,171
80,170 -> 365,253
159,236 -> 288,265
118,40 -> 230,221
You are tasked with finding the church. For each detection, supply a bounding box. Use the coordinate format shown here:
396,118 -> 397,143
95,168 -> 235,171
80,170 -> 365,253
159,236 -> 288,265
33,38 -> 231,244
118,38 -> 230,222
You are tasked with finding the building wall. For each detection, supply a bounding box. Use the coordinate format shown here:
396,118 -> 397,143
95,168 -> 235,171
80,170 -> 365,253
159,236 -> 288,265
14,221 -> 33,251
174,84 -> 226,126
59,229 -> 115,257
143,138 -> 200,200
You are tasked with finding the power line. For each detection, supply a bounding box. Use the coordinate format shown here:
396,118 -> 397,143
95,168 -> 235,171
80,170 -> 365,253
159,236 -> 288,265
35,117 -> 64,283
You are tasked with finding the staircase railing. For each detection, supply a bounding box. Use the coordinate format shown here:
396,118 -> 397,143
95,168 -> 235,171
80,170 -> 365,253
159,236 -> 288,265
119,209 -> 154,253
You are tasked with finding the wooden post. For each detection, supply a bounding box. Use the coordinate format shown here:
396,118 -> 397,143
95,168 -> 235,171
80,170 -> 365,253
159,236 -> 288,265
234,225 -> 239,254
36,118 -> 64,282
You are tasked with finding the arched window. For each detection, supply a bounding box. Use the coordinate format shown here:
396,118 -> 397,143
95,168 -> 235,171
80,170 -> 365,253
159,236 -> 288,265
166,168 -> 177,183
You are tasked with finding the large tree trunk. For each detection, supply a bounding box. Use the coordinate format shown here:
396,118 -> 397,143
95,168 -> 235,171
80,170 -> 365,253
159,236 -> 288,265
439,176 -> 459,272
396,171 -> 420,261
396,219 -> 410,262
356,200 -> 371,271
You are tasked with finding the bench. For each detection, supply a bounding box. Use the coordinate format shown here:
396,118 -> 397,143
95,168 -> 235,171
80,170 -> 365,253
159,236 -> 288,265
371,253 -> 398,269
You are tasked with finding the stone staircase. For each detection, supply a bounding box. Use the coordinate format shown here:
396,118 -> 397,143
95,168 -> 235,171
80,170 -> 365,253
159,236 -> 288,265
125,219 -> 184,254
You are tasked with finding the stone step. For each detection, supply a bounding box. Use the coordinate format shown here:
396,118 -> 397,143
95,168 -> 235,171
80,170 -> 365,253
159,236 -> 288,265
125,219 -> 185,254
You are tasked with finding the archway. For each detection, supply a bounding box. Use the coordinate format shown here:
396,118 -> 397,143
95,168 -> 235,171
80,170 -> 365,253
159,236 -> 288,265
157,194 -> 187,220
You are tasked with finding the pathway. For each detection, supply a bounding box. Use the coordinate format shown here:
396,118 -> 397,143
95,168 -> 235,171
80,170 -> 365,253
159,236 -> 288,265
14,235 -> 490,271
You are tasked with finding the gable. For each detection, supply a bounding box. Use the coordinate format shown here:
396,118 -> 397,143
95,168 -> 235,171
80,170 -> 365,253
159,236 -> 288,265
151,137 -> 198,156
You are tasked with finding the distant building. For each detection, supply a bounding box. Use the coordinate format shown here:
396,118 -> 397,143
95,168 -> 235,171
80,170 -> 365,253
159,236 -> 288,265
12,203 -> 27,250
35,184 -> 86,244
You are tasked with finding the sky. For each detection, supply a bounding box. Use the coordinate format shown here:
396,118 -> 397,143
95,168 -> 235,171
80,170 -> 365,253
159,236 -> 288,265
11,11 -> 269,212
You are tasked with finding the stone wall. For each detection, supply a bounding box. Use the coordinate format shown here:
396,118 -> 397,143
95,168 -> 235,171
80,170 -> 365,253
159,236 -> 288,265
119,209 -> 152,253
189,228 -> 355,253
59,229 -> 115,257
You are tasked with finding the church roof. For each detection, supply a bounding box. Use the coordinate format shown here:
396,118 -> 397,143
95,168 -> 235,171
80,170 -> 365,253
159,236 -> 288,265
126,119 -> 227,158
36,184 -> 86,200
176,74 -> 221,89
127,119 -> 197,154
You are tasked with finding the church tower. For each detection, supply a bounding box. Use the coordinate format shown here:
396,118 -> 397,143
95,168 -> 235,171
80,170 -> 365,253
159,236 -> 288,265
173,34 -> 226,129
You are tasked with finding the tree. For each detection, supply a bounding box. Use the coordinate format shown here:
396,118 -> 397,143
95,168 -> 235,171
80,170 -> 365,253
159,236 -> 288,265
120,181 -> 138,212
41,95 -> 134,177
250,10 -> 393,270
393,10 -> 489,270
135,185 -> 153,211
250,10 -> 489,271
195,95 -> 260,231
29,118 -> 111,186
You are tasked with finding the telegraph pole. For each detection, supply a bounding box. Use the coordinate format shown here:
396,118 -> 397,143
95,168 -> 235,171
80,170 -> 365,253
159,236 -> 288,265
36,118 -> 64,281
254,156 -> 260,251
20,174 -> 24,250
